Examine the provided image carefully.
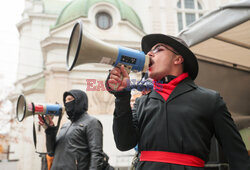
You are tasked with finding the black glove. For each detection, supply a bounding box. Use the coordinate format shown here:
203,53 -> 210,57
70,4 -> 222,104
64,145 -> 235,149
45,126 -> 58,156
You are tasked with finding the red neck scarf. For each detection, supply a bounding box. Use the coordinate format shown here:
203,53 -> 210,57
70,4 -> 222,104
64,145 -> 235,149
153,73 -> 189,101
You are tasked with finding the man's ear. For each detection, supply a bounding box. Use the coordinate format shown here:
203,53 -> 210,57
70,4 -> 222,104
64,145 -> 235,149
174,55 -> 184,65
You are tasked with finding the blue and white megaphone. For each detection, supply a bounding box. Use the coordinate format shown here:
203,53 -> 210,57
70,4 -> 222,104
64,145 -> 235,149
66,21 -> 149,73
16,95 -> 64,122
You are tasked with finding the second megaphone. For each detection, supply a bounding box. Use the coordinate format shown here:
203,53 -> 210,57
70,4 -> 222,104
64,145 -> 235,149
66,21 -> 149,72
16,95 -> 63,122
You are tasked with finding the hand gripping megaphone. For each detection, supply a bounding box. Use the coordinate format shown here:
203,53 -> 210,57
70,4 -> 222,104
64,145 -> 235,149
66,21 -> 149,73
16,95 -> 64,122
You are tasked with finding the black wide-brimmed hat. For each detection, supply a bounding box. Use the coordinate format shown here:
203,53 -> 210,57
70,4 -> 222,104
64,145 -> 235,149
141,34 -> 198,80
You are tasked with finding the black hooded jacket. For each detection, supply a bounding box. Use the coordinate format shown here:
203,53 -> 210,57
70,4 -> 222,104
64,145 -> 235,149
46,89 -> 104,170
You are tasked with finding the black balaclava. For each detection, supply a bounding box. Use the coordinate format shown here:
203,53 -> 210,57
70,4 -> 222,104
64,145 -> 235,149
63,89 -> 88,122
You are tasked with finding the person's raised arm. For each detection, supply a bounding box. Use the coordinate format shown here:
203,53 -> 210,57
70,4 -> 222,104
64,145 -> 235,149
38,115 -> 57,156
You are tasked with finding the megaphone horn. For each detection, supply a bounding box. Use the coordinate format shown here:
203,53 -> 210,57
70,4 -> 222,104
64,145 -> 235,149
16,95 -> 63,122
66,21 -> 149,72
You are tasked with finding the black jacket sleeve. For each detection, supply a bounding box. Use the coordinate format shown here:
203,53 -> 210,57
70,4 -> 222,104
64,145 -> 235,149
86,119 -> 104,170
112,91 -> 139,151
45,126 -> 58,156
105,73 -> 139,151
213,93 -> 250,170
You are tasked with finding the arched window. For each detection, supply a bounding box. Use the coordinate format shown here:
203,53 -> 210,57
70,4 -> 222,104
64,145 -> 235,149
95,12 -> 113,30
177,0 -> 205,32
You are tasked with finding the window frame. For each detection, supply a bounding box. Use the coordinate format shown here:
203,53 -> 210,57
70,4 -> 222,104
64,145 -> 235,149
95,11 -> 113,30
177,0 -> 205,31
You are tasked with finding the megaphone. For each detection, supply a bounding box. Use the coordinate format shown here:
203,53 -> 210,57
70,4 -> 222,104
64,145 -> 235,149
66,21 -> 149,73
16,95 -> 64,122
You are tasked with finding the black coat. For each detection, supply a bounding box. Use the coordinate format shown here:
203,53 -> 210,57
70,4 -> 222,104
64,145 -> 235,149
113,77 -> 250,170
46,90 -> 104,170
51,113 -> 104,170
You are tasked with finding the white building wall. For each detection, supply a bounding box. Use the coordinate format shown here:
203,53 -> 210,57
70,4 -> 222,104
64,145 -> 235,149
123,0 -> 151,33
17,4 -> 57,80
0,161 -> 18,170
16,16 -> 50,80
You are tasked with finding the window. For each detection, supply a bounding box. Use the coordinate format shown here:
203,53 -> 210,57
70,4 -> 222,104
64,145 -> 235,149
95,12 -> 113,30
177,0 -> 204,31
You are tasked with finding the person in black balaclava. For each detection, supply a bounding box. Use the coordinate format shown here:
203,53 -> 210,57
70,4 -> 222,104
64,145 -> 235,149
39,89 -> 107,170
63,89 -> 89,122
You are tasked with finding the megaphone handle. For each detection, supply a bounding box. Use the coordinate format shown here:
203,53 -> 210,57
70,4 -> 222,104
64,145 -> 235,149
41,115 -> 53,128
110,74 -> 123,91
110,64 -> 131,91
41,109 -> 63,129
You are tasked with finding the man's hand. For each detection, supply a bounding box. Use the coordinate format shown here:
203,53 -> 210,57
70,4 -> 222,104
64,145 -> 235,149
38,115 -> 54,129
108,65 -> 130,91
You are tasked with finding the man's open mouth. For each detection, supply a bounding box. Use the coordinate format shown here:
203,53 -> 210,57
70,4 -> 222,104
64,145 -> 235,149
149,58 -> 153,68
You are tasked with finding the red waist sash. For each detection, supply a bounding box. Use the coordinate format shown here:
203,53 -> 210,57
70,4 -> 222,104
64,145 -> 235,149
140,151 -> 205,167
